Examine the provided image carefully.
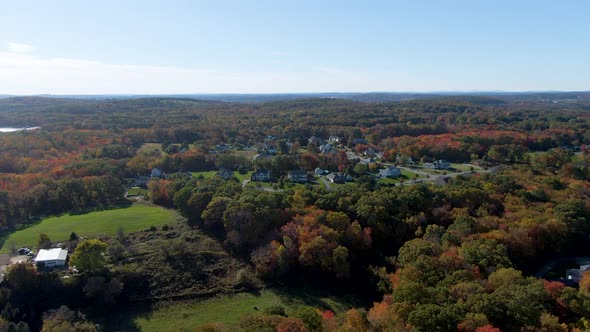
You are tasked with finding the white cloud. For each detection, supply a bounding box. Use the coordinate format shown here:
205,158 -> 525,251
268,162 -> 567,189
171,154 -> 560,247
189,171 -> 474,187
2,43 -> 492,94
0,43 -> 586,94
6,42 -> 34,54
0,47 -> 413,94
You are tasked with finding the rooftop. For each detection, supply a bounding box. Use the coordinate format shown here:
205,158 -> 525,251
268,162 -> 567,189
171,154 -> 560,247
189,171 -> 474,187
35,248 -> 68,262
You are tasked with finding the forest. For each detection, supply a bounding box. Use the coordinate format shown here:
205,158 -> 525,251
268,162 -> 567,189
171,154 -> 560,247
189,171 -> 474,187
0,93 -> 589,331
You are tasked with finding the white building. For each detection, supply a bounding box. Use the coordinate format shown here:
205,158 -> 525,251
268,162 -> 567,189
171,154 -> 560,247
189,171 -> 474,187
35,248 -> 68,268
379,166 -> 402,179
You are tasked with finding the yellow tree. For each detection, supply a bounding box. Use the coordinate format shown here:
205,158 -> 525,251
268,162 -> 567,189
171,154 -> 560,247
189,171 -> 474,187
70,239 -> 108,273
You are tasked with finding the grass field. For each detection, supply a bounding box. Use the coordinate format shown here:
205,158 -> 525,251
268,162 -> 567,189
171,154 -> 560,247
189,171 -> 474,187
401,169 -> 425,179
192,170 -> 253,182
134,289 -> 356,331
414,167 -> 450,175
127,186 -> 147,196
191,171 -> 217,179
375,169 -> 425,184
0,204 -> 177,253
137,143 -> 164,156
235,171 -> 253,182
450,163 -> 478,172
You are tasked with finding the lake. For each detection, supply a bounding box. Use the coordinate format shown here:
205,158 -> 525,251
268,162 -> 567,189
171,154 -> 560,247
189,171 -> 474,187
0,127 -> 41,133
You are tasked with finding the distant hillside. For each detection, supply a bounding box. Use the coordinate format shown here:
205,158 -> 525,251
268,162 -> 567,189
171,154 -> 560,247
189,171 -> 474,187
2,91 -> 589,103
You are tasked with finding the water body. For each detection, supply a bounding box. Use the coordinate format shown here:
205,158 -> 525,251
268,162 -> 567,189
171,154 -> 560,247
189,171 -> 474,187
0,127 -> 41,133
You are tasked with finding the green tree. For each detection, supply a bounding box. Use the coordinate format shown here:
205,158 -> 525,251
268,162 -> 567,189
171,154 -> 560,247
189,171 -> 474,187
460,238 -> 511,272
38,233 -> 52,249
69,239 -> 108,273
553,199 -> 590,239
41,305 -> 98,332
5,262 -> 38,291
293,306 -> 322,332
397,238 -> 439,267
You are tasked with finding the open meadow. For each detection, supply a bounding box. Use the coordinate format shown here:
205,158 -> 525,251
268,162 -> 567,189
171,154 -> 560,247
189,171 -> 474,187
133,289 -> 355,332
0,204 -> 177,252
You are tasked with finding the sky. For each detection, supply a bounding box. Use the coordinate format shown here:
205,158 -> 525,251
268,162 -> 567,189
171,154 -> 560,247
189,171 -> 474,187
0,0 -> 588,94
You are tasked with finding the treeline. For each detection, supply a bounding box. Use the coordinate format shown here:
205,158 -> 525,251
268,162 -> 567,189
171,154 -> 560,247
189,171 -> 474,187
145,151 -> 590,330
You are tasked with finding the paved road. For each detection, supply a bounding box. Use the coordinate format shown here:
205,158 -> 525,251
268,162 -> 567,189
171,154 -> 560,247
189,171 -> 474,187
319,177 -> 335,191
534,257 -> 590,279
385,164 -> 495,187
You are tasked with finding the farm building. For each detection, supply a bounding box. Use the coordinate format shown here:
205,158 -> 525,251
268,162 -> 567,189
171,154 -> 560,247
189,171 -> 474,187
34,248 -> 68,268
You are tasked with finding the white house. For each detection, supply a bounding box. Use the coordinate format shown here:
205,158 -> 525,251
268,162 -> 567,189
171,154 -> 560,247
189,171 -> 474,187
151,168 -> 162,177
328,136 -> 340,143
379,166 -> 401,179
314,167 -> 328,176
424,160 -> 450,170
35,248 -> 68,268
251,169 -> 271,182
319,143 -> 333,154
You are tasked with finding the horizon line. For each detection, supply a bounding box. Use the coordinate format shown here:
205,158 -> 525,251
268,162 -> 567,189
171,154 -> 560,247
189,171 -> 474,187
2,90 -> 589,97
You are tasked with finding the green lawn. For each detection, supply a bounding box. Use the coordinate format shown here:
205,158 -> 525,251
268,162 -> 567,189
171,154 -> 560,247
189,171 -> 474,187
376,169 -> 425,184
235,171 -> 253,182
127,187 -> 147,196
137,143 -> 164,156
0,204 -> 176,252
134,289 -> 355,331
401,169 -> 425,179
192,170 -> 253,182
450,163 -> 477,172
415,167 -> 449,175
191,171 -> 217,179
247,181 -> 275,189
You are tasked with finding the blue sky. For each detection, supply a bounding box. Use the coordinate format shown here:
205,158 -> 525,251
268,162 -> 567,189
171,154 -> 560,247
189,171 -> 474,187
0,0 -> 588,94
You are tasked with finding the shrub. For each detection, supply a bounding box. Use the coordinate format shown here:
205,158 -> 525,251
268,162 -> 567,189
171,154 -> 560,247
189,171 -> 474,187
264,305 -> 287,317
236,269 -> 255,288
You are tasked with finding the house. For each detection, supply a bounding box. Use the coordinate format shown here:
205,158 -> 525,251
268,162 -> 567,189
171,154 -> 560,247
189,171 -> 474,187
151,168 -> 162,178
216,168 -> 234,180
314,168 -> 328,176
360,157 -> 375,165
319,143 -> 333,154
566,264 -> 590,283
251,169 -> 271,182
328,136 -> 340,143
215,144 -> 231,153
363,148 -> 376,157
326,172 -> 347,184
424,160 -> 450,170
379,166 -> 401,179
34,248 -> 68,268
264,144 -> 277,155
288,170 -> 308,183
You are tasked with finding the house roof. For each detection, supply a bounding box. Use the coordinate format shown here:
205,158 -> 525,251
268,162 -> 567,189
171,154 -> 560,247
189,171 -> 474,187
35,248 -> 68,262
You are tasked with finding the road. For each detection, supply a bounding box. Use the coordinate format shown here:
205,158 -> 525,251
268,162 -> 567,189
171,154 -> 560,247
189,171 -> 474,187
319,177 -> 335,191
534,256 -> 590,279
